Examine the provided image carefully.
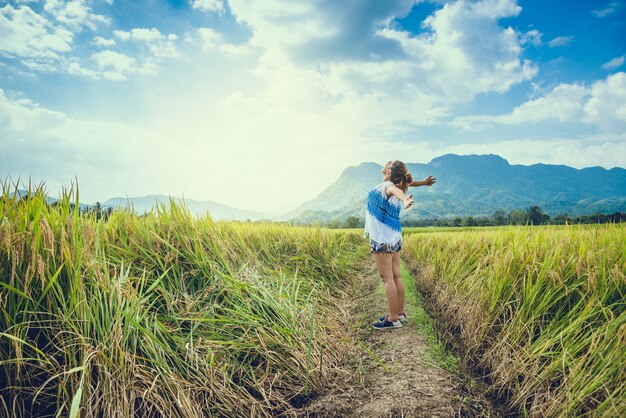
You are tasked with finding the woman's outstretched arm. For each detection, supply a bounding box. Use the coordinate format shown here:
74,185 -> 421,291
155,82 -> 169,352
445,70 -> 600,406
410,176 -> 436,187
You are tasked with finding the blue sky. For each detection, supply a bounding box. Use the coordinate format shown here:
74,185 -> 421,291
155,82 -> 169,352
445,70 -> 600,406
1,0 -> 625,212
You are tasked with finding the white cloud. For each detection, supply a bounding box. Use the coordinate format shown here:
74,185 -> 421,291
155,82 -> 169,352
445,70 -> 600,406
148,42 -> 179,58
114,28 -> 167,42
454,83 -> 588,129
114,27 -> 180,58
92,50 -> 134,72
43,0 -> 110,30
191,0 -> 225,13
592,1 -> 623,17
128,27 -> 162,42
0,20 -> 179,81
66,59 -> 98,77
602,55 -> 625,70
0,3 -> 172,80
197,27 -> 222,45
197,27 -> 250,56
374,0 -> 537,103
112,29 -> 131,41
225,1 -> 332,49
547,36 -> 573,47
454,72 -> 626,132
3,0 -> 538,97
521,29 -> 542,46
218,0 -> 538,114
0,4 -> 73,63
93,36 -> 115,47
88,50 -> 158,79
584,72 -> 626,130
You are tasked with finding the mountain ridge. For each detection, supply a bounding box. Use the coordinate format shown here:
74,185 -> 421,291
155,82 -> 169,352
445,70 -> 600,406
103,195 -> 275,221
287,153 -> 626,223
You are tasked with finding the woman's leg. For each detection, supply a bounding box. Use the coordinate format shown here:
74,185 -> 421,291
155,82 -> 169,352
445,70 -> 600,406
373,253 -> 400,322
391,251 -> 405,316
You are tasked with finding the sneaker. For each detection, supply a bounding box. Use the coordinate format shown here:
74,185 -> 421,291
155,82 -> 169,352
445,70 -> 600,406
372,319 -> 402,330
378,313 -> 407,323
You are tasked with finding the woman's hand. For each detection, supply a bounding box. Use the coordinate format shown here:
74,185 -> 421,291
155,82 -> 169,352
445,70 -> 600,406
423,176 -> 436,186
404,194 -> 413,209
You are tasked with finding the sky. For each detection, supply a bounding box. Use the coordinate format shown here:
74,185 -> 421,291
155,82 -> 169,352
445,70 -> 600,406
1,0 -> 625,213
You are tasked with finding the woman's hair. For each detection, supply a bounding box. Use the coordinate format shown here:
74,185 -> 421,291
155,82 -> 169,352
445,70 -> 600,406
381,160 -> 413,192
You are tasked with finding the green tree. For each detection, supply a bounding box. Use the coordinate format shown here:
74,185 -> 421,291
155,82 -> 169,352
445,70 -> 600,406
508,208 -> 528,225
329,218 -> 342,229
528,205 -> 549,225
462,216 -> 478,227
345,216 -> 361,228
553,213 -> 570,225
492,209 -> 507,225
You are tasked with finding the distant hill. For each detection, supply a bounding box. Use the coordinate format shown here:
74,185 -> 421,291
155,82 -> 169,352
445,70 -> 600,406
287,154 -> 626,223
11,189 -> 58,204
11,189 -> 91,210
9,189 -> 274,221
103,195 -> 274,221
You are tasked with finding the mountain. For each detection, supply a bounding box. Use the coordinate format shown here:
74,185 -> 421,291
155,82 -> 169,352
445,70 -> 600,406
9,189 -> 274,221
10,189 -> 58,204
103,195 -> 274,221
282,162 -> 382,219
10,189 -> 90,210
288,154 -> 626,223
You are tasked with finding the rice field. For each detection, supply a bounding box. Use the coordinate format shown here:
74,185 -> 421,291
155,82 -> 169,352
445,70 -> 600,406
0,184 -> 368,417
402,224 -> 626,417
3,182 -> 625,418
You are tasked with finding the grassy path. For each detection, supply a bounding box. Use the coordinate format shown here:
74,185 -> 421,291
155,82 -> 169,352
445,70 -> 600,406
299,259 -> 495,417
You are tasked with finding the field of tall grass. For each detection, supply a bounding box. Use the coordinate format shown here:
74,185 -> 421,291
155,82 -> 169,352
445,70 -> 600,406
5,182 -> 624,417
0,184 -> 368,417
403,224 -> 626,417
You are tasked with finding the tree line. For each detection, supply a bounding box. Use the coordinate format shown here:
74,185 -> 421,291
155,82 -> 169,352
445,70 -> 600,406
43,198 -> 626,229
331,206 -> 626,229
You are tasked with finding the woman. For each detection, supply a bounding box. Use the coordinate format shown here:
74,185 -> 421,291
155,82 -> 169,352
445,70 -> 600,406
364,160 -> 436,330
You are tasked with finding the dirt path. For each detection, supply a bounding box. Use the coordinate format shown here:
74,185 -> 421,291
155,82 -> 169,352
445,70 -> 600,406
299,260 -> 496,418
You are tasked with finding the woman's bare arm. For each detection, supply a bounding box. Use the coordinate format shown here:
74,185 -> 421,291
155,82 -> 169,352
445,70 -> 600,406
385,185 -> 413,209
410,176 -> 436,187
